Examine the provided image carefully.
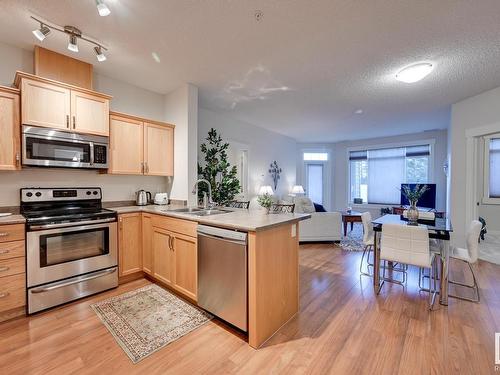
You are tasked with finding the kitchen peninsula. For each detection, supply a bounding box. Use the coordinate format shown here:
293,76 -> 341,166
111,204 -> 310,348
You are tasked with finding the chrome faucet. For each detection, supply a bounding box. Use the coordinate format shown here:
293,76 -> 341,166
192,179 -> 214,209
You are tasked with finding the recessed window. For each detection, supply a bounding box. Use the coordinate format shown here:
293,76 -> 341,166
484,136 -> 500,203
349,144 -> 431,205
303,152 -> 328,161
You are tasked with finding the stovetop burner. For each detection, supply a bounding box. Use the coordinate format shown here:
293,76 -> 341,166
20,187 -> 116,228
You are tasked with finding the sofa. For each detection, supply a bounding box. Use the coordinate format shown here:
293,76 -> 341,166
283,197 -> 342,242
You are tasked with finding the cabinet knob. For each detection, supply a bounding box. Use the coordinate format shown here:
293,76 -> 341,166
0,292 -> 9,299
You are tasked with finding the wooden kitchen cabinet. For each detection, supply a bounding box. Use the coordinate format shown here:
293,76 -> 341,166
170,232 -> 197,300
152,227 -> 174,285
118,213 -> 142,277
21,77 -> 71,130
109,115 -> 144,174
15,72 -> 111,136
144,122 -> 174,176
0,87 -> 21,171
70,90 -> 109,136
108,112 -> 174,176
142,214 -> 153,276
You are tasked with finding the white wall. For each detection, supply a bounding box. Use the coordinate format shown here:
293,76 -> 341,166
450,85 -> 500,244
0,41 -> 189,206
164,84 -> 198,205
198,108 -> 297,208
297,129 -> 448,218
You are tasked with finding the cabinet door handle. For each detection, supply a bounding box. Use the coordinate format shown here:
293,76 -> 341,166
141,162 -> 144,174
15,152 -> 20,166
0,250 -> 10,255
0,233 -> 9,237
170,236 -> 175,251
66,115 -> 70,128
0,292 -> 9,299
72,116 -> 76,129
0,266 -> 10,272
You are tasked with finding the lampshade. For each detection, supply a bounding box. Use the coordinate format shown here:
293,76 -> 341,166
258,185 -> 274,195
291,185 -> 305,195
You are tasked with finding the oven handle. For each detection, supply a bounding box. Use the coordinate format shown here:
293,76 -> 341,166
29,217 -> 116,230
30,268 -> 117,294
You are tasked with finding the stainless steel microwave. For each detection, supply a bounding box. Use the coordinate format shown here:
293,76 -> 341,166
22,125 -> 109,169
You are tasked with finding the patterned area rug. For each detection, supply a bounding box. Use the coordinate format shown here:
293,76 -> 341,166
339,223 -> 365,252
91,284 -> 212,363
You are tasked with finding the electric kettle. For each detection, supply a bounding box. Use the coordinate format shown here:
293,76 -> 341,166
135,190 -> 151,206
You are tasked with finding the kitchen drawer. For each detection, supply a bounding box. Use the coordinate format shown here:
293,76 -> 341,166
0,240 -> 24,260
0,224 -> 25,243
0,257 -> 25,277
0,273 -> 25,312
151,215 -> 197,238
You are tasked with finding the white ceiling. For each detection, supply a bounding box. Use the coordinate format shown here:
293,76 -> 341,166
1,0 -> 500,142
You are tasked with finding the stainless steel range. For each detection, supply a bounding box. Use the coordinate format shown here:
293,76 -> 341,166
21,187 -> 118,314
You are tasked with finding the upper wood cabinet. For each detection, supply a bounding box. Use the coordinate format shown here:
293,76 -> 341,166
0,87 -> 21,171
108,112 -> 174,176
144,122 -> 174,176
21,78 -> 70,130
15,72 -> 111,136
71,91 -> 109,136
118,213 -> 142,277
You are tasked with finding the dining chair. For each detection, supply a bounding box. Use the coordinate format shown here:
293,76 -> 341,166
270,203 -> 295,214
224,200 -> 250,209
359,212 -> 374,276
448,220 -> 482,302
379,223 -> 438,310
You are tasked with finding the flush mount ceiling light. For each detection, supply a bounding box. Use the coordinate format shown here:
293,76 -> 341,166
96,0 -> 111,16
395,62 -> 434,83
30,16 -> 109,62
32,23 -> 51,41
354,109 -> 363,114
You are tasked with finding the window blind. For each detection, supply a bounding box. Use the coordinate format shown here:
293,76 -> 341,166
490,138 -> 500,198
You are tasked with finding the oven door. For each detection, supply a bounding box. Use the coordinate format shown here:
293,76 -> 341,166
27,221 -> 117,287
23,133 -> 93,168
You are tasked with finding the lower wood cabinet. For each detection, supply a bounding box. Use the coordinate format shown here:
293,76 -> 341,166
142,214 -> 153,276
118,212 -> 197,301
118,213 -> 142,277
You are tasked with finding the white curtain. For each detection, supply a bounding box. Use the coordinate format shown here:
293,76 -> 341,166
367,147 -> 405,204
490,139 -> 500,198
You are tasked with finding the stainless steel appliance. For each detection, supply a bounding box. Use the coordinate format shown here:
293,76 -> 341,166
21,187 -> 118,314
197,225 -> 248,331
135,190 -> 151,206
22,125 -> 109,169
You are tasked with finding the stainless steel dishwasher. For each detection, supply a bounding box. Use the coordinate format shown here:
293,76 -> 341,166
197,225 -> 248,332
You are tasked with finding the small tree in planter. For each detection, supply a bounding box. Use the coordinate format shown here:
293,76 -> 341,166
198,128 -> 241,205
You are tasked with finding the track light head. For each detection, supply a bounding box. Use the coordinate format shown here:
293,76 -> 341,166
94,46 -> 107,62
96,0 -> 111,16
32,24 -> 50,42
67,35 -> 79,52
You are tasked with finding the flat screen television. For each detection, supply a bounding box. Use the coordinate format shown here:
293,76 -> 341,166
400,183 -> 436,209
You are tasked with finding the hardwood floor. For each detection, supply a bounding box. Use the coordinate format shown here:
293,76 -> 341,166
0,243 -> 499,374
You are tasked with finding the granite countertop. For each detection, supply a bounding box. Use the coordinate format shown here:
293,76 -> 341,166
110,204 -> 311,232
0,214 -> 26,225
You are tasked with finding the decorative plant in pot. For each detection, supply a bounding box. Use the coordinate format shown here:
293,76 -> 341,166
257,193 -> 273,214
401,184 -> 429,224
198,128 -> 241,205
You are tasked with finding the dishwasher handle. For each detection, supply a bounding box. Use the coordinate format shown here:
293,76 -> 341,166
197,224 -> 247,244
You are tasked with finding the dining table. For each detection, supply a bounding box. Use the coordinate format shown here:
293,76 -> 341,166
371,214 -> 453,305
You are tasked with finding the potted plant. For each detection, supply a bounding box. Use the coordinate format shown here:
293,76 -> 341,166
401,184 -> 429,224
257,193 -> 273,214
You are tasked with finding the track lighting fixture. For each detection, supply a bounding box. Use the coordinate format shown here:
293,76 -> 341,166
94,46 -> 107,62
96,0 -> 111,17
32,23 -> 51,41
30,16 -> 108,62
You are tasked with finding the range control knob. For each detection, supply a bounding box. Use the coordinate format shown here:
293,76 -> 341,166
86,191 -> 92,195
35,192 -> 42,197
26,192 -> 33,197
93,191 -> 98,195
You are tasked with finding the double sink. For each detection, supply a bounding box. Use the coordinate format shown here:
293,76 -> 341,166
165,207 -> 232,216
